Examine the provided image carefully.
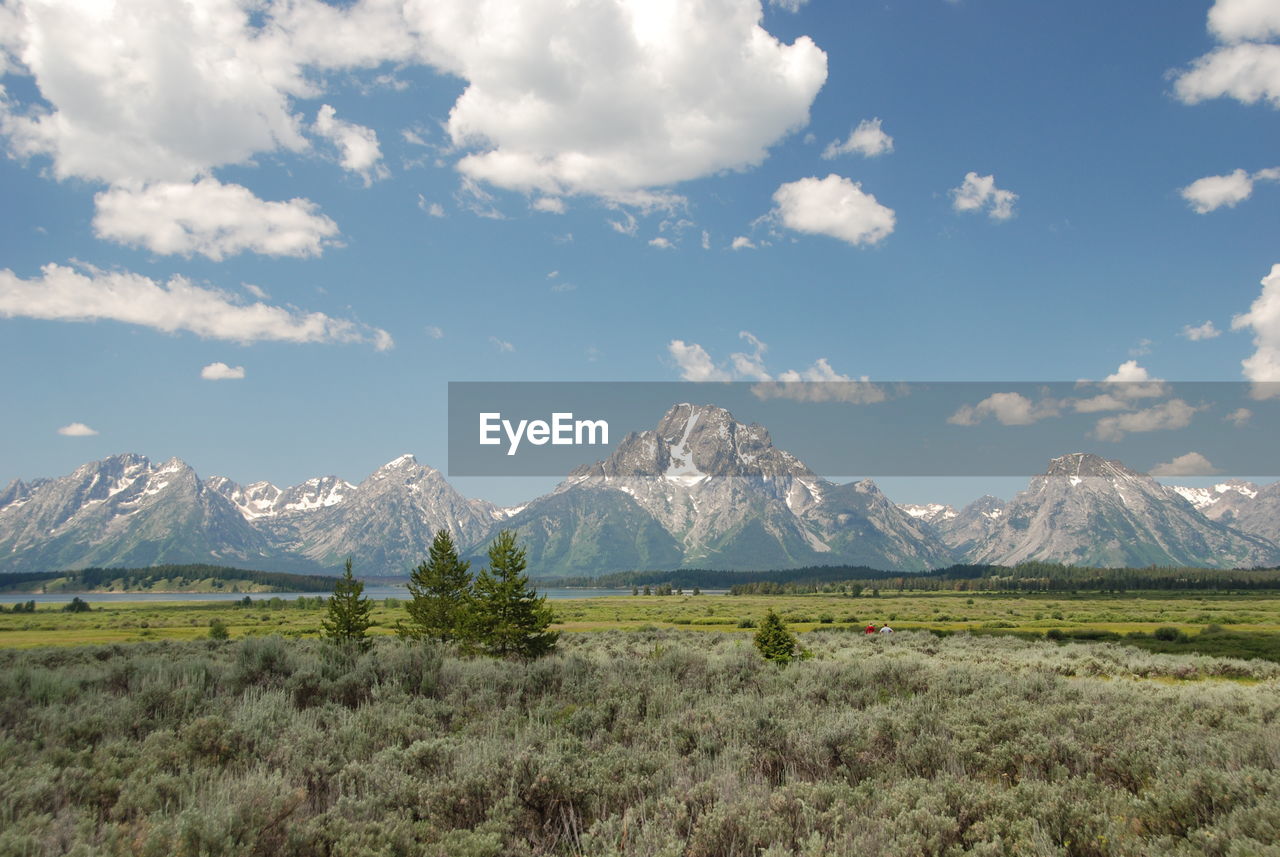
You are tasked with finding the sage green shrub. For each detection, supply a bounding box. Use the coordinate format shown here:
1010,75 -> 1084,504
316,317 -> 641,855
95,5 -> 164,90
0,631 -> 1277,856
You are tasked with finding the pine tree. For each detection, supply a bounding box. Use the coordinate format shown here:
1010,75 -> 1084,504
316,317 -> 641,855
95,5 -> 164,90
471,530 -> 558,659
322,557 -> 373,650
402,529 -> 474,643
753,610 -> 798,665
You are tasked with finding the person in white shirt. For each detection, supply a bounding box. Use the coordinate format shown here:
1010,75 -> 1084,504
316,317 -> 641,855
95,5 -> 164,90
879,625 -> 894,634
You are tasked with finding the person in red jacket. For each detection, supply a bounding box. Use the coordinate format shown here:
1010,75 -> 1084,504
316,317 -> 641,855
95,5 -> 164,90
865,623 -> 876,635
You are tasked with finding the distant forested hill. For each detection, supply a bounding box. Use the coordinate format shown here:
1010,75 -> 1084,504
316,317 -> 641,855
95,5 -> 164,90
552,562 -> 1280,593
0,564 -> 337,594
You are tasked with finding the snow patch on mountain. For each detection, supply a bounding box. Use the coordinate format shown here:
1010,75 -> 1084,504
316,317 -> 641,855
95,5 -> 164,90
664,407 -> 708,486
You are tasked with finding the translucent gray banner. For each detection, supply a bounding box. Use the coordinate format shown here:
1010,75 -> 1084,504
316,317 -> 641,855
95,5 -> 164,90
447,381 -> 1280,477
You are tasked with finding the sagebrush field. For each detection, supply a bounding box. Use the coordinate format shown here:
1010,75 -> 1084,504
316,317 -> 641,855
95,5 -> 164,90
2,629 -> 1279,856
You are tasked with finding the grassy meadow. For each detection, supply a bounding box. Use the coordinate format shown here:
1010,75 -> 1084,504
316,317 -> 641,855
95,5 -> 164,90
4,589 -> 1280,662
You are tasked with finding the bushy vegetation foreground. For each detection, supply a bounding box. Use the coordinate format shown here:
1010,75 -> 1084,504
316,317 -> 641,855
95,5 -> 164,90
2,631 -> 1279,856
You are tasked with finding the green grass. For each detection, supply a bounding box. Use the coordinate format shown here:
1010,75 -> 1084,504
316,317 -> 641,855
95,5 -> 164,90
5,589 -> 1280,660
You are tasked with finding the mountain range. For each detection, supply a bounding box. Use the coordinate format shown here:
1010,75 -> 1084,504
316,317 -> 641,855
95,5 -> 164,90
2,404 -> 1279,577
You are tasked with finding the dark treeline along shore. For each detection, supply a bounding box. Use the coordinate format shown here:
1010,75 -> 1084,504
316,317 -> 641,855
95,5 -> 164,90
551,561 -> 1280,594
8,561 -> 1280,597
0,564 -> 338,594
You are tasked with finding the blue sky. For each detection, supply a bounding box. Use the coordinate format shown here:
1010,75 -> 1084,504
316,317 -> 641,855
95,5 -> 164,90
1,0 -> 1278,507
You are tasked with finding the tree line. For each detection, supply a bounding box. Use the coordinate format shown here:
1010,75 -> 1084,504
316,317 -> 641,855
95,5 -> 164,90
554,561 -> 1280,594
722,562 -> 1280,595
322,530 -> 558,659
0,564 -> 337,593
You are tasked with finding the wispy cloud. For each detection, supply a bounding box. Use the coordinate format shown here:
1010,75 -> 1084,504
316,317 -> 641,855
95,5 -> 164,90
93,179 -> 338,261
951,172 -> 1018,220
314,104 -> 388,185
667,331 -> 887,403
0,263 -> 393,350
822,118 -> 894,159
1182,320 -> 1221,340
418,195 -> 446,218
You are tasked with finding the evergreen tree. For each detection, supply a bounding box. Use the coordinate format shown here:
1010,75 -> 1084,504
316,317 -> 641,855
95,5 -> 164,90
322,558 -> 373,650
402,529 -> 474,643
753,610 -> 798,665
471,530 -> 558,659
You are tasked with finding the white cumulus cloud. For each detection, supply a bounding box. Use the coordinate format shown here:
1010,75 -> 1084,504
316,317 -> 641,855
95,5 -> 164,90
1175,42 -> 1280,107
1103,360 -> 1155,384
56,422 -> 98,437
490,336 -> 515,353
951,172 -> 1018,220
1093,399 -> 1200,442
200,362 -> 245,380
731,236 -> 756,250
669,340 -> 732,382
1180,167 -> 1280,212
771,174 -> 895,246
1209,0 -> 1280,42
415,0 -> 827,202
1149,452 -> 1221,477
0,0 -> 313,185
947,392 -> 1060,427
1,0 -> 829,248
93,179 -> 338,260
1232,263 -> 1280,396
822,118 -> 894,159
0,263 -> 393,349
1175,1 -> 1280,108
314,104 -> 386,184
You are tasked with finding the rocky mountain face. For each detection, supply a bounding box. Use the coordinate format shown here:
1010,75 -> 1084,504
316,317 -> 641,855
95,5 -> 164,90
964,454 -> 1280,569
0,453 -> 499,576
929,496 -> 1008,557
899,503 -> 957,527
208,455 -> 498,573
0,454 -> 282,573
4,427 -> 1280,578
1169,480 -> 1280,545
492,403 -> 956,575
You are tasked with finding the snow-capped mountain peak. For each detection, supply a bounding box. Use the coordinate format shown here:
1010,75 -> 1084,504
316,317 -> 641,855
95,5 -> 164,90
377,453 -> 420,472
898,502 -> 958,524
